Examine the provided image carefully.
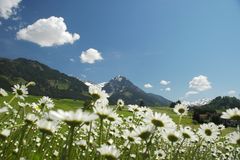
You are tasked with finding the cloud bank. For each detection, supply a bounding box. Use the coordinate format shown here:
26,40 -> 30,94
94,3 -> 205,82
144,83 -> 153,88
189,75 -> 212,91
160,80 -> 170,85
16,16 -> 80,47
80,48 -> 103,64
0,0 -> 22,19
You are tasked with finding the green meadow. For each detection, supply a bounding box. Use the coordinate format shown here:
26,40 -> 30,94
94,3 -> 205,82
0,94 -> 235,135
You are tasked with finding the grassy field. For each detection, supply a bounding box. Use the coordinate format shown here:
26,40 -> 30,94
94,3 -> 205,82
0,94 -> 235,135
118,107 -> 236,135
0,93 -> 238,160
0,94 -> 84,110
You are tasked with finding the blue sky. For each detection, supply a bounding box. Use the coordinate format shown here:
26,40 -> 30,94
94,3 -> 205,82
0,0 -> 240,101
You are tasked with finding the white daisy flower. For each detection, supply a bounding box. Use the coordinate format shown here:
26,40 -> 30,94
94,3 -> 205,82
76,139 -> 87,149
53,150 -> 59,157
107,112 -> 120,122
107,139 -> 114,145
197,123 -> 220,142
144,112 -> 176,129
18,102 -> 28,108
180,126 -> 198,142
154,149 -> 166,159
93,106 -> 113,119
37,119 -> 58,135
12,84 -> 28,100
0,129 -> 11,139
95,97 -> 109,108
117,99 -> 124,107
89,85 -> 109,100
38,96 -> 54,110
132,125 -> 155,140
0,107 -> 8,113
49,109 -> 98,126
128,105 -> 140,112
122,129 -> 141,144
226,131 -> 240,145
218,124 -> 225,131
89,85 -> 102,96
225,145 -> 234,152
139,106 -> 152,114
0,88 -> 8,97
163,128 -> 181,143
25,113 -> 38,124
97,144 -> 120,160
173,104 -> 188,116
221,108 -> 240,120
31,102 -> 41,112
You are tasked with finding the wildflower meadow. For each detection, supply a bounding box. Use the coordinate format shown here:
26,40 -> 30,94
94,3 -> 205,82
0,82 -> 239,160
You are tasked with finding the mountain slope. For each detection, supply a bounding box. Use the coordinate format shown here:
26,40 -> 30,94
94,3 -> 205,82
0,57 -> 171,106
200,96 -> 240,110
0,58 -> 89,99
103,76 -> 171,106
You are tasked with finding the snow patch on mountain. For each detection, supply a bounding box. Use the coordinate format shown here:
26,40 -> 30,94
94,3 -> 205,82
182,98 -> 212,107
84,81 -> 107,89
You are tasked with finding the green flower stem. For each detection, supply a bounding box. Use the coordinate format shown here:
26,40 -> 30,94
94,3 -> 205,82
99,118 -> 103,146
178,116 -> 182,126
128,143 -> 133,158
122,141 -> 130,158
136,144 -> 139,160
13,107 -> 21,122
23,107 -> 25,119
87,122 -> 92,144
41,104 -> 46,114
132,113 -> 135,122
145,133 -> 154,158
0,142 -> 7,159
175,138 -> 185,159
233,146 -> 238,160
67,125 -> 75,159
8,95 -> 17,105
115,105 -> 120,112
17,124 -> 28,158
61,127 -> 72,160
191,139 -> 203,160
105,121 -> 111,141
170,142 -> 174,160
202,143 -> 212,160
38,132 -> 46,159
86,122 -> 92,160
39,132 -> 46,151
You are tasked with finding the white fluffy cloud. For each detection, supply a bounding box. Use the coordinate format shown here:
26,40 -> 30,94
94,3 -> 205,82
165,87 -> 171,91
16,16 -> 80,47
0,0 -> 22,19
228,90 -> 237,96
80,48 -> 103,64
160,80 -> 170,85
185,91 -> 198,97
144,83 -> 153,88
189,75 -> 212,91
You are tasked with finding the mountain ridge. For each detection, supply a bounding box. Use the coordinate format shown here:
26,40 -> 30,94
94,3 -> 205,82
0,57 -> 89,99
0,57 -> 171,106
103,75 -> 172,106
